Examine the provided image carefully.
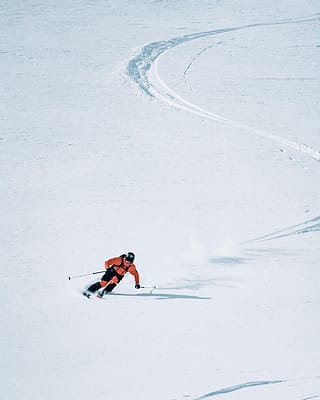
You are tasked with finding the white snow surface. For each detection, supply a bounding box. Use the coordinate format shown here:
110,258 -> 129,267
1,1 -> 320,399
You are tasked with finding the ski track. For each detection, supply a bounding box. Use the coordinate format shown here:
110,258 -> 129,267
183,41 -> 223,86
126,14 -> 320,162
1,4 -> 319,400
242,215 -> 320,244
186,380 -> 283,400
124,17 -> 319,400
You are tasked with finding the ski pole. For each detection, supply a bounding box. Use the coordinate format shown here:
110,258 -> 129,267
140,285 -> 157,294
68,270 -> 105,280
140,285 -> 157,289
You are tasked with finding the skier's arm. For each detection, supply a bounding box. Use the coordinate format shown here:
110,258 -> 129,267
128,265 -> 140,286
105,257 -> 122,269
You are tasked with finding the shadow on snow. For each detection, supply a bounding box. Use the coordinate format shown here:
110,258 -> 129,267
109,292 -> 211,300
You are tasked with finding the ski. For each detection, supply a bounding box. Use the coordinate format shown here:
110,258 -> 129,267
82,285 -> 157,299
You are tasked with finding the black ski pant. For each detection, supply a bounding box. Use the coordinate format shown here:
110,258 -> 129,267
87,267 -> 123,293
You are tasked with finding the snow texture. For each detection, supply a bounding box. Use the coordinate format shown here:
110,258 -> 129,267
1,1 -> 320,399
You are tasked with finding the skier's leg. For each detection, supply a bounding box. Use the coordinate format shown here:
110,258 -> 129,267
103,274 -> 124,294
104,283 -> 117,293
99,276 -> 120,296
86,281 -> 102,293
85,269 -> 115,296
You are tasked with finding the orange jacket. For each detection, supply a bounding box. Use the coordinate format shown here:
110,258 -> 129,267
105,256 -> 140,285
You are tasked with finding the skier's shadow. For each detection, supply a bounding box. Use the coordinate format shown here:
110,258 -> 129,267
110,292 -> 211,300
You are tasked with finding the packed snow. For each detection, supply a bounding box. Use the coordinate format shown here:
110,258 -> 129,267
1,1 -> 320,399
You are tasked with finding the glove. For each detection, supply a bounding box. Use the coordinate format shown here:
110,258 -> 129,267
135,284 -> 141,289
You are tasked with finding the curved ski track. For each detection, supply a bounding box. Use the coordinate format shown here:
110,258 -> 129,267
191,380 -> 283,399
125,18 -> 319,400
126,14 -> 320,162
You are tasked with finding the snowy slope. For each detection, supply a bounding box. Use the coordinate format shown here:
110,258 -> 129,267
1,1 -> 320,399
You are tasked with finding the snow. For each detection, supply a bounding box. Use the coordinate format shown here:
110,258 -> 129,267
1,1 -> 320,399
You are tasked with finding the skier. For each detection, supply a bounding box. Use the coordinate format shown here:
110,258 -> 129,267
83,252 -> 140,298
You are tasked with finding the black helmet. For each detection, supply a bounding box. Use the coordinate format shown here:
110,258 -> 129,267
125,252 -> 135,263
